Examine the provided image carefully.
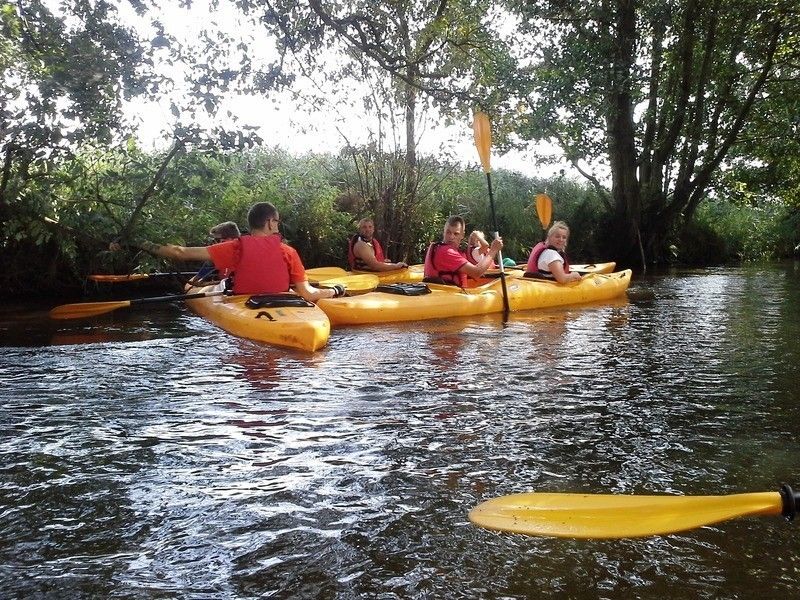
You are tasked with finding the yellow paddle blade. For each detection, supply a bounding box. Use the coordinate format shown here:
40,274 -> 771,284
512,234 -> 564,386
469,491 -> 784,539
473,111 -> 492,173
306,266 -> 349,280
535,193 -> 552,229
89,273 -> 151,282
315,273 -> 379,295
88,271 -> 197,283
50,300 -> 133,320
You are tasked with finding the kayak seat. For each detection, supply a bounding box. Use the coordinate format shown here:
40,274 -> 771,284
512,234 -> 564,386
375,283 -> 431,296
245,294 -> 316,309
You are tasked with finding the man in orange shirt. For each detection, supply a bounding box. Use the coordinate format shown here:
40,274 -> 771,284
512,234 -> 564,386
131,202 -> 342,302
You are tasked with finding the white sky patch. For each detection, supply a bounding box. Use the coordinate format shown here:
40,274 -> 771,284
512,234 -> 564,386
47,0 -> 571,179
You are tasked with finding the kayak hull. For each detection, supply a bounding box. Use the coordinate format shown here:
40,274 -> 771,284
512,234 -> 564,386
318,270 -> 632,326
185,285 -> 330,352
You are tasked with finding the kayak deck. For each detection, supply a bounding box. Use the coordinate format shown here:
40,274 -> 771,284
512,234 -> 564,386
318,270 -> 632,327
185,285 -> 330,352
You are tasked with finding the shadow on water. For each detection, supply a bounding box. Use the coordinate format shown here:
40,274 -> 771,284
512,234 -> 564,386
1,264 -> 800,598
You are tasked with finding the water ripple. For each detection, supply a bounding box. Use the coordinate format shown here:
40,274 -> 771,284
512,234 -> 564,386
1,265 -> 800,597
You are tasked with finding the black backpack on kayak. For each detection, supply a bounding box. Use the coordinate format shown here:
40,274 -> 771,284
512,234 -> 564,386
245,295 -> 316,309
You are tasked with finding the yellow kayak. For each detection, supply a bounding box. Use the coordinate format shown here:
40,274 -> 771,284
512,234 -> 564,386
318,270 -> 632,326
307,264 -> 423,284
185,284 -> 330,352
352,264 -> 424,283
487,261 -> 617,276
571,262 -> 616,274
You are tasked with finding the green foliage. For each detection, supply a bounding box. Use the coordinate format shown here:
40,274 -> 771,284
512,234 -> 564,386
4,137 -> 799,297
499,0 -> 800,265
690,200 -> 798,263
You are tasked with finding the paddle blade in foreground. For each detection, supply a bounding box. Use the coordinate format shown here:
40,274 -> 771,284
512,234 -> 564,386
469,488 -> 795,539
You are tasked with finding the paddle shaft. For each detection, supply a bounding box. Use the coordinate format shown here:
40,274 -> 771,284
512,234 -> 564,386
485,172 -> 510,314
50,290 -> 226,319
127,291 -> 224,306
89,271 -> 198,282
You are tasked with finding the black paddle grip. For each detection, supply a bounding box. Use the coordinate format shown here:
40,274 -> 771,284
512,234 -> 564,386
779,483 -> 798,521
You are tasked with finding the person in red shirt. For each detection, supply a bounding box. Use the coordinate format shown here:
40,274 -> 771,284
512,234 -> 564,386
347,218 -> 408,272
423,215 -> 503,287
130,202 -> 341,302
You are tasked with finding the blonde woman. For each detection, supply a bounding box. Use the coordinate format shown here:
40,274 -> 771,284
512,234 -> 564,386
524,221 -> 581,283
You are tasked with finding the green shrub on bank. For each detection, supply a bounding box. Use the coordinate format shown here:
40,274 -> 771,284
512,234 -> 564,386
692,200 -> 797,262
3,142 -> 798,297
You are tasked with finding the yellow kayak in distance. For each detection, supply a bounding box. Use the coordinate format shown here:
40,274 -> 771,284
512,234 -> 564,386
318,270 -> 632,327
307,264 -> 424,285
485,261 -> 617,277
351,264 -> 424,284
185,284 -> 331,352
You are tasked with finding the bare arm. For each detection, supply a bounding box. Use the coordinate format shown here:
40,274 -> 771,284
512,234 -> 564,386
548,260 -> 582,283
294,280 -> 338,302
354,240 -> 408,271
141,241 -> 211,262
459,238 -> 503,279
111,240 -> 211,262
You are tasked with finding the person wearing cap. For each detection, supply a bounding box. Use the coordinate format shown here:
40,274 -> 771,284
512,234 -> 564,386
208,221 -> 241,243
193,221 -> 243,282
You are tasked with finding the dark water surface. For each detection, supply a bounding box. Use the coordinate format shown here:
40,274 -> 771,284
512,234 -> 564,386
2,264 -> 799,599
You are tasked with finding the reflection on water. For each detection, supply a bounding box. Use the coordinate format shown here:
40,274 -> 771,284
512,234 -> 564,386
1,264 -> 800,598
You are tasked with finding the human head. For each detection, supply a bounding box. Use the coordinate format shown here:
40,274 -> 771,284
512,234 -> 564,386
469,230 -> 489,249
209,221 -> 241,242
247,202 -> 280,232
442,215 -> 466,247
546,221 -> 570,251
358,218 -> 375,240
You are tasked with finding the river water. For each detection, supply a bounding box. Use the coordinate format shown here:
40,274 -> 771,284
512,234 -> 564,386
1,264 -> 799,599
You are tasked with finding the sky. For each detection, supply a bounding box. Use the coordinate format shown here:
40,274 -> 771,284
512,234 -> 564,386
118,0 -> 568,180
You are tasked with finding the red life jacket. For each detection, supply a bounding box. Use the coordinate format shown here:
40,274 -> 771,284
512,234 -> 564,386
525,241 -> 571,279
423,242 -> 468,287
466,244 -> 480,265
348,234 -> 386,270
466,244 -> 497,268
230,234 -> 291,294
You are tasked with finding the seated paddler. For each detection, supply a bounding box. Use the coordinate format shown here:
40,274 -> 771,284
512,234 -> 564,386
348,217 -> 408,272
191,220 -> 242,283
524,220 -> 582,283
423,215 -> 503,287
116,202 -> 344,302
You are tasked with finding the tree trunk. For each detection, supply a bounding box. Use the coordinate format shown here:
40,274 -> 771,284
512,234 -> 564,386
606,0 -> 645,269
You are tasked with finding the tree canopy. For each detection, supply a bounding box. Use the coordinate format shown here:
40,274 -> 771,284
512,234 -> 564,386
500,0 -> 800,265
2,0 -> 799,297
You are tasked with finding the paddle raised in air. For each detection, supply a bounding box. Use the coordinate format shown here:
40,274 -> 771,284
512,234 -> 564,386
469,484 -> 799,539
472,111 -> 509,314
535,193 -> 552,230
